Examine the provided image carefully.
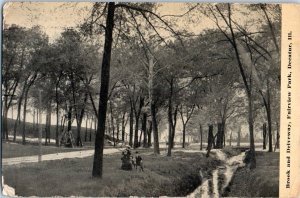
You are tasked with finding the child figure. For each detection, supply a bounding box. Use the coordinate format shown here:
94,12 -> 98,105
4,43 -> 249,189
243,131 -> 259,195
135,151 -> 144,172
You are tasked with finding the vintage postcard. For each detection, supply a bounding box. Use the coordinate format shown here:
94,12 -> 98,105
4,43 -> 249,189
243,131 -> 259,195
1,2 -> 299,197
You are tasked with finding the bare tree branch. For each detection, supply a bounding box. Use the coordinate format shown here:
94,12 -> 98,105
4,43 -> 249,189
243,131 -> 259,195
116,3 -> 184,47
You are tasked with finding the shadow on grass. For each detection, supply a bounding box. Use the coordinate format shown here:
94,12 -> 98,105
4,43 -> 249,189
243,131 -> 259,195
3,151 -> 222,197
224,151 -> 279,197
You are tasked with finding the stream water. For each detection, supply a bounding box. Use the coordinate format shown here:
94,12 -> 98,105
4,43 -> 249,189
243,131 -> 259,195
2,176 -> 15,197
187,150 -> 246,198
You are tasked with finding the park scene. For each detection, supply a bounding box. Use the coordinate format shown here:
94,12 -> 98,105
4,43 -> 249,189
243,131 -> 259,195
2,3 -> 280,197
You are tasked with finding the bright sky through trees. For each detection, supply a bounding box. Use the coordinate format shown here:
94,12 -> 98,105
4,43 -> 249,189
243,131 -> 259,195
3,2 -> 217,42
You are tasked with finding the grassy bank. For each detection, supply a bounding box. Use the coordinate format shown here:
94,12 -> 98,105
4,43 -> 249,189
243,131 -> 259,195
226,151 -> 279,197
3,151 -> 222,197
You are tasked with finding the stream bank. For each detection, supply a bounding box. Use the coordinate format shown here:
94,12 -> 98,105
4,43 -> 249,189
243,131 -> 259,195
225,151 -> 279,197
188,149 -> 245,198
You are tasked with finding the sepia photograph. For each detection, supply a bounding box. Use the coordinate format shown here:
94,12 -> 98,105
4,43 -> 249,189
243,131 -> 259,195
2,2 -> 281,197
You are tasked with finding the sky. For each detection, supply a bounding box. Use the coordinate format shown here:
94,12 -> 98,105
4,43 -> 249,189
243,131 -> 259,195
3,2 -> 212,42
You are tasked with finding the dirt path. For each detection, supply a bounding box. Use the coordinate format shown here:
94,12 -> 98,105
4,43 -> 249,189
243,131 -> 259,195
2,148 -> 121,166
2,147 -> 208,166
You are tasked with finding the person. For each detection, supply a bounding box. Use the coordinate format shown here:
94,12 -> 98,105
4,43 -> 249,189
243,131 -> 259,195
135,151 -> 144,172
126,146 -> 131,156
65,131 -> 72,148
131,155 -> 136,169
121,146 -> 132,170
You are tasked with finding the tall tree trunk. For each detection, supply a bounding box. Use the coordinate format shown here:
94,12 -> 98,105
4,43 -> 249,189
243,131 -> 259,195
151,103 -> 159,154
182,124 -> 186,148
55,110 -> 60,146
139,128 -> 143,147
116,118 -> 120,141
206,125 -> 214,157
13,109 -> 21,141
267,81 -> 272,152
67,106 -> 72,132
60,114 -> 65,135
75,92 -> 88,148
14,86 -> 25,142
21,73 -> 38,144
45,109 -> 48,145
75,98 -> 86,147
129,103 -> 134,147
76,126 -> 82,147
89,118 -> 93,142
112,120 -> 115,146
229,131 -> 232,146
134,116 -> 139,148
262,123 -> 267,150
134,97 -> 144,148
216,123 -> 224,149
142,112 -> 147,147
55,86 -> 60,147
110,102 -> 115,147
121,112 -> 126,142
3,104 -> 9,140
106,119 -> 111,135
3,75 -> 19,140
237,125 -> 241,147
221,6 -> 256,168
247,87 -> 256,169
170,106 -> 178,149
33,109 -> 36,136
276,122 -> 280,149
45,103 -> 51,146
36,108 -> 39,135
222,121 -> 226,147
147,120 -> 152,147
148,55 -> 159,154
92,2 -> 115,178
55,74 -> 62,147
94,117 -> 97,140
167,89 -> 173,157
199,123 -> 203,150
85,117 -> 88,142
12,105 -> 14,120
67,105 -> 73,146
22,90 -> 29,145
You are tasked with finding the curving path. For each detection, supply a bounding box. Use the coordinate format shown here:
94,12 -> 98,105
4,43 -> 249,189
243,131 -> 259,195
2,148 -> 121,166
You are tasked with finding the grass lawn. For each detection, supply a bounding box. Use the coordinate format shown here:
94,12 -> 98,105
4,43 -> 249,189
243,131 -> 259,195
2,142 -> 91,158
226,151 -> 279,197
3,151 -> 222,197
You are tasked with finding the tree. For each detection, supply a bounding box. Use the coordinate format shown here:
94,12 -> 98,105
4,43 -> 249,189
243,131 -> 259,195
53,29 -> 100,147
2,25 -> 26,140
3,25 -> 49,143
198,4 -> 260,168
31,42 -> 64,146
179,103 -> 195,148
91,2 -> 116,177
84,2 -> 184,177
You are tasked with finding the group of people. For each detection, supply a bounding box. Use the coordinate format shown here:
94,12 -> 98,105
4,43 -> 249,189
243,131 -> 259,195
121,146 -> 144,171
60,130 -> 75,148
